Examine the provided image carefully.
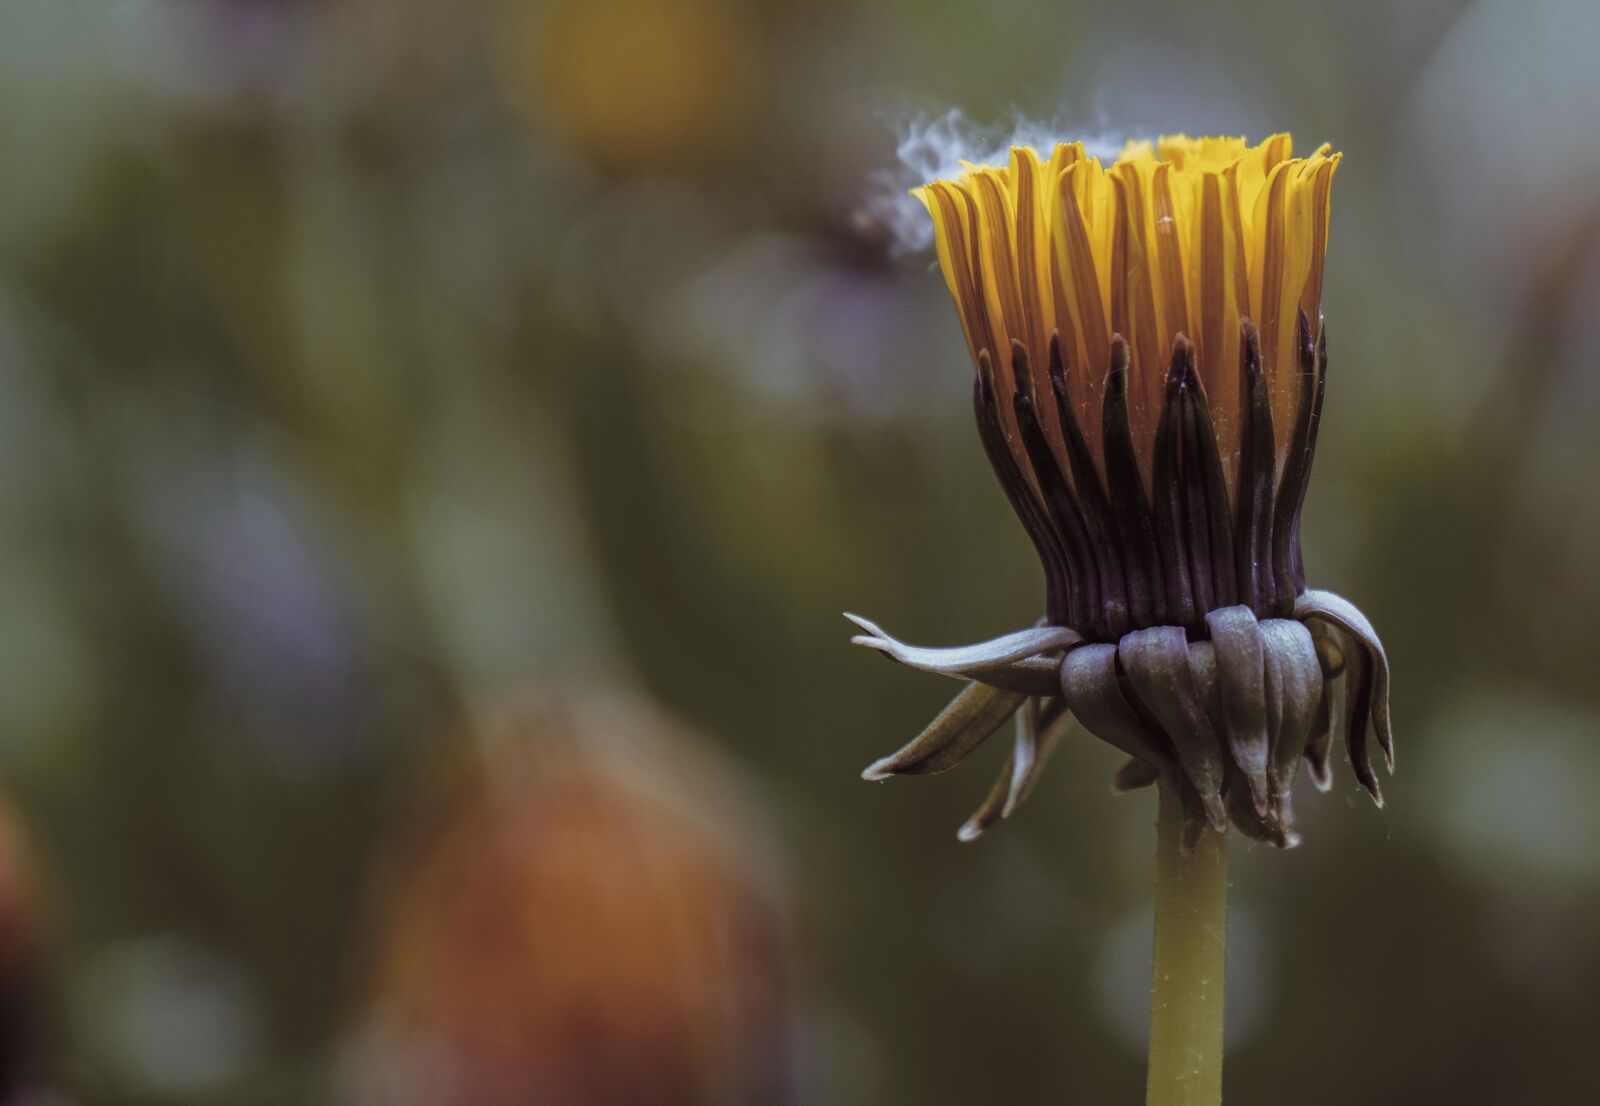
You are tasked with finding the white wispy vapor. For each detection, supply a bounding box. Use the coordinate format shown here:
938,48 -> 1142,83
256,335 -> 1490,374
859,108 -> 1132,257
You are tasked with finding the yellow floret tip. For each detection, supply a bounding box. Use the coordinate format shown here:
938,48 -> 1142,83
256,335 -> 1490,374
915,133 -> 1339,487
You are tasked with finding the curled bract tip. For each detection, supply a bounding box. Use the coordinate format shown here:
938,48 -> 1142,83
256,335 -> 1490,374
850,589 -> 1392,847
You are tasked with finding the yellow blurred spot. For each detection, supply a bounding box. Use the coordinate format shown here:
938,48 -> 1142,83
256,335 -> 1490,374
511,0 -> 758,175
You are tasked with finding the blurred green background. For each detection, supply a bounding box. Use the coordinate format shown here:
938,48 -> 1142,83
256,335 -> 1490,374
0,0 -> 1597,1102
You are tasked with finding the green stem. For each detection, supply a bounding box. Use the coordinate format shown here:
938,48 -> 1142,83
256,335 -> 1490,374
1146,784 -> 1228,1106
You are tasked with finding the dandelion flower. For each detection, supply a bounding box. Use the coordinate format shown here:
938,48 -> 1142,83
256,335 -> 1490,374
851,134 -> 1391,850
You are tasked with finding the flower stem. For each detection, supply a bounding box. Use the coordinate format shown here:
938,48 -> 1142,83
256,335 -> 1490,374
1146,783 -> 1228,1106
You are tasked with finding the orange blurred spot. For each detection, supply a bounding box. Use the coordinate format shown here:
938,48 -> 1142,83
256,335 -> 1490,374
512,0 -> 759,176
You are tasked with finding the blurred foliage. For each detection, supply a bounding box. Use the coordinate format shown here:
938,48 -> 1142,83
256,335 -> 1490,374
0,0 -> 1596,1102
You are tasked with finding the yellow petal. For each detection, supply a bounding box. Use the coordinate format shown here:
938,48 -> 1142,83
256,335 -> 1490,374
915,132 -> 1338,502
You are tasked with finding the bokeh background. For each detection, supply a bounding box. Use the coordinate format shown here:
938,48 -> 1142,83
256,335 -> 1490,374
0,0 -> 1597,1102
